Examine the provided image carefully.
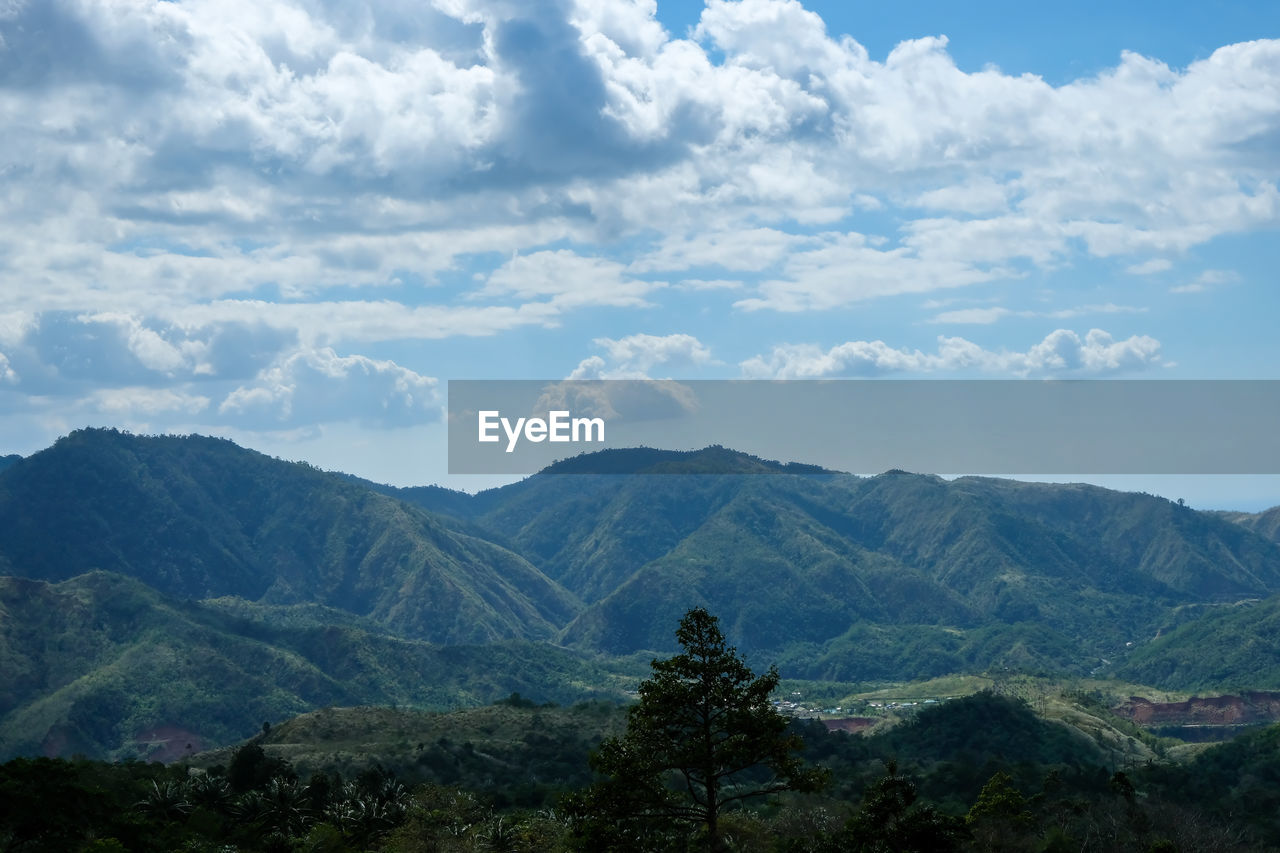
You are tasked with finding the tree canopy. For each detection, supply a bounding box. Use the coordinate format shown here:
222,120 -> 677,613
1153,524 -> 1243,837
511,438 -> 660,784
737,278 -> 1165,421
570,606 -> 827,850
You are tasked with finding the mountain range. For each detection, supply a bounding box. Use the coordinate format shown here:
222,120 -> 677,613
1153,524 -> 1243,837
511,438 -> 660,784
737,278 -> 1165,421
4,428 -> 1280,759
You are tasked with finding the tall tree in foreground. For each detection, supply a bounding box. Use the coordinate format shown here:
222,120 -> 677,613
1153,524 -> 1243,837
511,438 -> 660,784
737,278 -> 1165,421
568,607 -> 827,851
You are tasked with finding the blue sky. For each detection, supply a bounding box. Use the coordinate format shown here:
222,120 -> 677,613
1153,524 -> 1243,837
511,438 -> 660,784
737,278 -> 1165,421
0,0 -> 1278,505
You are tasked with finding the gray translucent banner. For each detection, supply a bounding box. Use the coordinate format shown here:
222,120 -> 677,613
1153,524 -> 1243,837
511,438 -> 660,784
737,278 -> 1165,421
447,380 -> 1280,475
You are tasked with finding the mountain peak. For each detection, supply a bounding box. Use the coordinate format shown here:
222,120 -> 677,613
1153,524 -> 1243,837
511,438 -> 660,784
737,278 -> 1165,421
534,445 -> 836,476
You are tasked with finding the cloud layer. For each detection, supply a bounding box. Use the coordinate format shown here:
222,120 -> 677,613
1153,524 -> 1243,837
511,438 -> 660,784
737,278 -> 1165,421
4,0 -> 1275,315
0,0 -> 1273,451
740,329 -> 1166,378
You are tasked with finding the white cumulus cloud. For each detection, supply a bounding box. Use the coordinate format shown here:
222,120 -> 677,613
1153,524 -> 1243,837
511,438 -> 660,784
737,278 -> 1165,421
741,329 -> 1165,377
218,347 -> 439,429
569,332 -> 713,379
1,0 -> 1274,321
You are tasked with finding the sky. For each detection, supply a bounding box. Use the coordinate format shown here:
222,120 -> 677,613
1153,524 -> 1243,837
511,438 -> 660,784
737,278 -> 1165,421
0,0 -> 1278,506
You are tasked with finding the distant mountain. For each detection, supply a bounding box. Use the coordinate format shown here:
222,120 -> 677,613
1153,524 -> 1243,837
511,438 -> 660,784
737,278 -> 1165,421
536,445 -> 833,475
344,446 -> 1280,673
7,432 -> 1280,761
773,620 -> 1089,683
0,429 -> 578,644
553,474 -> 978,654
1219,506 -> 1280,546
365,446 -> 832,523
476,473 -> 782,603
344,476 -> 486,529
322,445 -> 1280,670
1112,595 -> 1280,691
0,571 -> 628,761
467,466 -> 1280,663
0,454 -> 19,474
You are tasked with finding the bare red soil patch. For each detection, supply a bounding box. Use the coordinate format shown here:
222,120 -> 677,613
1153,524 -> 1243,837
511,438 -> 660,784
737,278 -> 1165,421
821,717 -> 877,734
1113,691 -> 1280,727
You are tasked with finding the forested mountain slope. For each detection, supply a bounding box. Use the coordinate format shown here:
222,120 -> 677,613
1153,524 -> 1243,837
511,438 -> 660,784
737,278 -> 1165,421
0,571 -> 626,760
0,429 -> 578,644
6,433 -> 1280,759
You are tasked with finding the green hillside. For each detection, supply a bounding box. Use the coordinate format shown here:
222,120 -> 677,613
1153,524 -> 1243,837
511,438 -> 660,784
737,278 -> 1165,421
0,572 -> 630,761
1219,506 -> 1280,545
548,468 -> 1280,668
339,450 -> 1280,662
0,428 -> 579,644
198,690 -> 1105,810
11,686 -> 1280,852
482,474 -> 786,603
195,701 -> 629,802
6,434 -> 1280,761
536,445 -> 833,475
1113,595 -> 1280,690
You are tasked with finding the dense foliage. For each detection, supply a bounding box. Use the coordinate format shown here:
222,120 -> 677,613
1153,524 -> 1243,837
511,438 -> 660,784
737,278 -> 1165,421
390,445 -> 1280,678
0,428 -> 578,643
4,691 -> 1279,852
1217,506 -> 1280,546
570,608 -> 826,850
1115,596 -> 1280,690
0,571 -> 631,761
